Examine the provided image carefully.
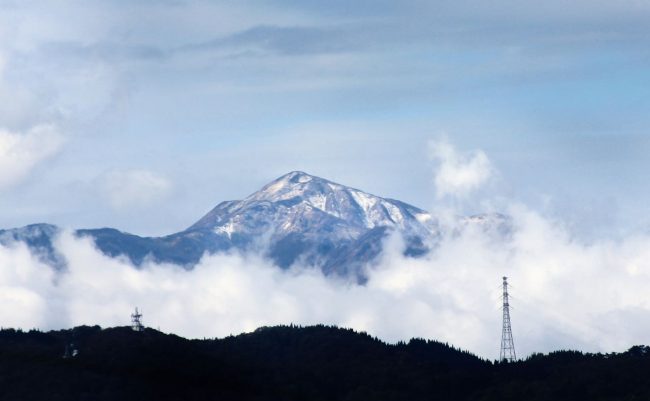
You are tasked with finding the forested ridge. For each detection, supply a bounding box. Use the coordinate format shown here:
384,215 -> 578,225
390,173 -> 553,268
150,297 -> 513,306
0,325 -> 648,400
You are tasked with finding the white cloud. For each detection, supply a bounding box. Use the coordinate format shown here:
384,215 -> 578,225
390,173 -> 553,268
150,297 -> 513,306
99,169 -> 172,210
1,136 -> 648,361
2,139 -> 650,361
0,241 -> 57,328
0,124 -> 64,190
2,206 -> 650,361
429,138 -> 493,199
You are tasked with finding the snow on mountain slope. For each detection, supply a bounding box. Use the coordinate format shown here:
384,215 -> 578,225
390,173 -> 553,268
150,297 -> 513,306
191,171 -> 437,241
185,171 -> 442,274
0,172 -> 509,279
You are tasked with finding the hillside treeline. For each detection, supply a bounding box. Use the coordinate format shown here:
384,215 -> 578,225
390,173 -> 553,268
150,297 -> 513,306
0,325 -> 648,400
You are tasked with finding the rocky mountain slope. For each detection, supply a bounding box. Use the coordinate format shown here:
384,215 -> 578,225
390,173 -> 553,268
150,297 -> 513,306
0,171 -> 508,278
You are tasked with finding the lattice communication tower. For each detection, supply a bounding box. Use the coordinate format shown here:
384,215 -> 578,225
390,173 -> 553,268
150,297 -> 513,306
500,276 -> 516,362
131,307 -> 144,332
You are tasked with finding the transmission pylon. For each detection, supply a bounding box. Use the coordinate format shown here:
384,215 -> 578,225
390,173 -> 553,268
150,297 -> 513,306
131,307 -> 144,332
500,276 -> 516,362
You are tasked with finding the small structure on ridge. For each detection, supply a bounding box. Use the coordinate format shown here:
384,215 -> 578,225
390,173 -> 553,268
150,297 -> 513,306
131,307 -> 144,332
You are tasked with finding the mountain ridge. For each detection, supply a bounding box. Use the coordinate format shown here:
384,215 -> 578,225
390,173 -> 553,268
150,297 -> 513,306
0,171 -> 509,278
1,323 -> 649,401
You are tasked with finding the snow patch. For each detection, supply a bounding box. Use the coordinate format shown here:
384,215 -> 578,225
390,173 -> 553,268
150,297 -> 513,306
350,190 -> 377,214
214,221 -> 237,239
261,180 -> 286,196
383,202 -> 405,225
307,194 -> 327,212
297,174 -> 312,183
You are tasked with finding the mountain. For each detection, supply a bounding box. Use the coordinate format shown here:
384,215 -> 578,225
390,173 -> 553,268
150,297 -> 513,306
2,324 -> 650,401
187,171 -> 441,274
0,223 -> 66,268
0,171 -> 509,278
0,324 -> 483,401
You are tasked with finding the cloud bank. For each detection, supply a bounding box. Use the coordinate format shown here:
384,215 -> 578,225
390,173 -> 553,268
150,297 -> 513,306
2,200 -> 650,360
1,140 -> 649,361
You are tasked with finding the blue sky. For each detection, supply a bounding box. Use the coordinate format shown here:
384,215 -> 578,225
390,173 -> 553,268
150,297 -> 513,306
1,0 -> 649,237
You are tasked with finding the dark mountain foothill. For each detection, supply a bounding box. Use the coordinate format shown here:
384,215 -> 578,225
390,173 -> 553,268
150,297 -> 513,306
0,324 -> 649,401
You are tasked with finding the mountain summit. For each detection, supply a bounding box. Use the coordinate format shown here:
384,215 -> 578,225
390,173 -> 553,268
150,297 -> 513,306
185,171 -> 438,274
191,171 -> 433,233
0,172 -> 505,279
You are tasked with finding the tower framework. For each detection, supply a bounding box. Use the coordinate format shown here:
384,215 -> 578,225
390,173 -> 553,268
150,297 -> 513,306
500,276 -> 516,362
131,307 -> 144,332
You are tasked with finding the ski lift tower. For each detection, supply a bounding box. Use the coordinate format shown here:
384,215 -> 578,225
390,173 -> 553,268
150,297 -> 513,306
131,307 -> 144,332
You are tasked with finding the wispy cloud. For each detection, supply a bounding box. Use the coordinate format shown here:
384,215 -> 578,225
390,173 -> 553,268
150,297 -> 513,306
429,137 -> 493,199
0,0 -> 648,239
98,169 -> 172,210
0,124 -> 64,190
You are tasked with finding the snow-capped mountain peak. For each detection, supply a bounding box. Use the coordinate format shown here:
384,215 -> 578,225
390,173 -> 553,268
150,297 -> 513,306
248,171 -> 340,210
192,171 -> 436,237
0,171 -> 508,279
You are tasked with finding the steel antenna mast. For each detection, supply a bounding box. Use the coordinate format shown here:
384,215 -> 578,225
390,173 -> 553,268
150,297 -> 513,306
500,276 -> 516,362
131,307 -> 144,332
